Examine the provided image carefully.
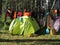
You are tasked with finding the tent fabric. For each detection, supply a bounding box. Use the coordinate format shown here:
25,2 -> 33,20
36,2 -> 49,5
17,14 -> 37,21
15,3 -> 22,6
17,12 -> 23,17
9,16 -> 40,36
9,19 -> 15,33
53,18 -> 60,32
12,18 -> 23,35
23,16 -> 40,36
9,17 -> 23,35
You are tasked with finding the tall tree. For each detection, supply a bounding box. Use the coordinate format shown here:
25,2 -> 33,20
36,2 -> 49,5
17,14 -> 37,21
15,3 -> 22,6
0,0 -> 2,16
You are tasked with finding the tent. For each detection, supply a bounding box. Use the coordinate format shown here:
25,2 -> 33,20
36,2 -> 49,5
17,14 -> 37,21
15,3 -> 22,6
53,18 -> 60,32
9,17 -> 23,35
9,16 -> 40,36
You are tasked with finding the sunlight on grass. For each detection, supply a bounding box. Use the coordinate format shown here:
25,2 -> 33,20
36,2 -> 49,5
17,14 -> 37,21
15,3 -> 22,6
0,30 -> 60,45
0,30 -> 60,40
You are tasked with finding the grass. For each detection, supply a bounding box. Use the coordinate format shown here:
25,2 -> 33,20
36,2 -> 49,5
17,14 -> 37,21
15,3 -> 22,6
0,30 -> 60,45
0,30 -> 60,40
0,41 -> 59,45
0,41 -> 60,45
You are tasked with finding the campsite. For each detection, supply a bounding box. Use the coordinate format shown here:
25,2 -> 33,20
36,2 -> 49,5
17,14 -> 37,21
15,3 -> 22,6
0,0 -> 60,45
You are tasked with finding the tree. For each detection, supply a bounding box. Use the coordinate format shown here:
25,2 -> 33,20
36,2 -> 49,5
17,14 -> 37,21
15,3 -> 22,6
0,0 -> 2,16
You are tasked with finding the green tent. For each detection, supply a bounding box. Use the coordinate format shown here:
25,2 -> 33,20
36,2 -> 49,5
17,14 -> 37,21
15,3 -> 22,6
9,16 -> 40,36
23,16 -> 40,36
9,17 -> 23,35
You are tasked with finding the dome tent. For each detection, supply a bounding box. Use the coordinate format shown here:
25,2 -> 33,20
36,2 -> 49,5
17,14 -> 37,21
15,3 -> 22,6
9,17 -> 23,35
53,18 -> 60,32
9,16 -> 40,36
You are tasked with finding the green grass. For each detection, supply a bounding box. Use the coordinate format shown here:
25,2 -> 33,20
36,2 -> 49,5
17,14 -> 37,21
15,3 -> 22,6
0,30 -> 60,40
0,30 -> 60,45
0,42 -> 59,45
